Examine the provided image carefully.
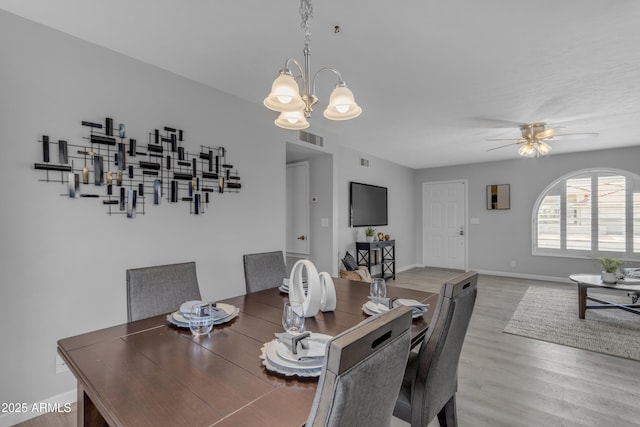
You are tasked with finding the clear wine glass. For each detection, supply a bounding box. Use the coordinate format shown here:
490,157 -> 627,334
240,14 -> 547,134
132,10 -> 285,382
282,301 -> 305,334
370,278 -> 387,300
189,303 -> 214,336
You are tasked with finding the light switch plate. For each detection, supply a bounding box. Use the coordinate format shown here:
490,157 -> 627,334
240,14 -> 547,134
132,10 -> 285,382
55,354 -> 69,374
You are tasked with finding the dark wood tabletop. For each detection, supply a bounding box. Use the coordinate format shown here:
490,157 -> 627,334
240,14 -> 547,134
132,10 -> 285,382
58,278 -> 437,427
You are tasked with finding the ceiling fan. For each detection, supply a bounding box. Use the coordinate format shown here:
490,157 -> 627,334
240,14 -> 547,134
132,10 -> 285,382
486,122 -> 599,157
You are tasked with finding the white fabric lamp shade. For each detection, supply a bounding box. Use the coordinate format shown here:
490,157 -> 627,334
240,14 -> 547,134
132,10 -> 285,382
275,110 -> 310,130
264,72 -> 305,112
323,84 -> 362,120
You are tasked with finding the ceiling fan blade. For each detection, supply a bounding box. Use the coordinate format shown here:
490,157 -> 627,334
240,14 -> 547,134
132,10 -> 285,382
536,129 -> 555,139
486,142 -> 521,152
554,132 -> 600,137
469,117 -> 525,128
485,138 -> 519,141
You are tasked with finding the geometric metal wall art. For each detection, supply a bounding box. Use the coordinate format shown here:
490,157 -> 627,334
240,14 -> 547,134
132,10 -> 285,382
34,116 -> 241,218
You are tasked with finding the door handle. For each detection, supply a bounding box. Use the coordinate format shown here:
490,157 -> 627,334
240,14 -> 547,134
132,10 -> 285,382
297,235 -> 306,240
459,227 -> 464,236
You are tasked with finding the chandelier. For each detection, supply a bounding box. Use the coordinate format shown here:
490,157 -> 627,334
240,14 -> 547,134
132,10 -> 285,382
263,0 -> 362,130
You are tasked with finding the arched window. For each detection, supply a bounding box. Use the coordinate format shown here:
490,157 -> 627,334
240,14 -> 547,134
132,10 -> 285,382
533,168 -> 640,260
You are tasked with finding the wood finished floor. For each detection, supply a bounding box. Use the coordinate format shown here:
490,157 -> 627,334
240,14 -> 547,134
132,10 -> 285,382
391,268 -> 640,427
17,268 -> 640,427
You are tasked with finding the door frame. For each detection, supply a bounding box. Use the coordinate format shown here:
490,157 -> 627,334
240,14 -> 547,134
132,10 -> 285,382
286,160 -> 310,255
421,179 -> 468,270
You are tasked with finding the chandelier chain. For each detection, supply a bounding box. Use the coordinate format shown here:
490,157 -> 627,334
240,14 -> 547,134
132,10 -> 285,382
299,0 -> 313,47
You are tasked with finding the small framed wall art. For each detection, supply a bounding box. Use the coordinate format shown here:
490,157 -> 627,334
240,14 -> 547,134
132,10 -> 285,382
487,184 -> 510,210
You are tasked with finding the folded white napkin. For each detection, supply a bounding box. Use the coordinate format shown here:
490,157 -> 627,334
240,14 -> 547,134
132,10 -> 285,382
368,297 -> 429,314
179,300 -> 201,314
393,298 -> 430,312
209,307 -> 230,320
282,278 -> 308,289
365,300 -> 390,313
275,332 -> 326,360
179,301 -> 228,320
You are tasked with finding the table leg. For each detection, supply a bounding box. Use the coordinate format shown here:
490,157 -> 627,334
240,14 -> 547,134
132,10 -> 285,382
77,384 -> 107,427
578,284 -> 587,319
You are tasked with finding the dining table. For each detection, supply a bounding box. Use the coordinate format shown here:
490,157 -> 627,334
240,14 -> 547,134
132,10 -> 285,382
58,277 -> 438,427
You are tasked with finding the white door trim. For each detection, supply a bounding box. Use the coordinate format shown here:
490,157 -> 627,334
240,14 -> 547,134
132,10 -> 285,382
286,161 -> 310,255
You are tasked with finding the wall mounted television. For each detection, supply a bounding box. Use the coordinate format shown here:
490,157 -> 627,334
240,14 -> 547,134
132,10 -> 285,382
349,182 -> 388,227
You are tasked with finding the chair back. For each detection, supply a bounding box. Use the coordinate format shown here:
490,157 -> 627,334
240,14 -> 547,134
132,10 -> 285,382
307,306 -> 413,427
126,261 -> 202,322
243,251 -> 287,293
407,271 -> 478,425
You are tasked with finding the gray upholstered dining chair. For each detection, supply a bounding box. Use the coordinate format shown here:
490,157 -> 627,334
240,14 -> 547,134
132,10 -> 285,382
242,251 -> 287,293
126,261 -> 202,322
306,306 -> 413,427
393,271 -> 478,427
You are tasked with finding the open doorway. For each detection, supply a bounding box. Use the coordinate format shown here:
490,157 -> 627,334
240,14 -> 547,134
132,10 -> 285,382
286,141 -> 334,274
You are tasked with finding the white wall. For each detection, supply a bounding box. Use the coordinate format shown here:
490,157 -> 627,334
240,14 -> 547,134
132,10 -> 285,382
0,10 -> 288,423
308,154 -> 334,273
336,146 -> 417,272
414,145 -> 640,279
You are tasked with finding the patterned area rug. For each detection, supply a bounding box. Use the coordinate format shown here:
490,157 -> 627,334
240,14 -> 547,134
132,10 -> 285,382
504,286 -> 640,361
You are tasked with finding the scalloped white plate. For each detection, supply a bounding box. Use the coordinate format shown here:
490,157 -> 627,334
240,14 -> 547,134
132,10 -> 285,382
259,340 -> 323,377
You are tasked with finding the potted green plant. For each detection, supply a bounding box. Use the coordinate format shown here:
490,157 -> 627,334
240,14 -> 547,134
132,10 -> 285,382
365,226 -> 375,242
598,257 -> 622,284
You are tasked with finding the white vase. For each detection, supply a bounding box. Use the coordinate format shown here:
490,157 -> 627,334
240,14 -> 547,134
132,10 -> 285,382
366,236 -> 373,242
601,271 -> 617,284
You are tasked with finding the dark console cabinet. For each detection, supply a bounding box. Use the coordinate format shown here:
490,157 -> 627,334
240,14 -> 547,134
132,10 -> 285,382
356,240 -> 395,280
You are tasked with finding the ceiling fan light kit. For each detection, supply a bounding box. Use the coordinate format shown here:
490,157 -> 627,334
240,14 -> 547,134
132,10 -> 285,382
517,140 -> 552,157
264,0 -> 362,130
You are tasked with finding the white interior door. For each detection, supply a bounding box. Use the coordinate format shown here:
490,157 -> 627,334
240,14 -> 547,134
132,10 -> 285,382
286,161 -> 309,255
423,180 -> 467,269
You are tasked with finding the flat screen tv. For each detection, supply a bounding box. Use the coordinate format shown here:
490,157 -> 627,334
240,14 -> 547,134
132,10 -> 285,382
350,182 -> 388,227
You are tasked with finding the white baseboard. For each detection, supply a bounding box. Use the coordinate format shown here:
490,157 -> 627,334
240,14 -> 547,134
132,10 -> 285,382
0,388 -> 76,427
396,264 -> 420,273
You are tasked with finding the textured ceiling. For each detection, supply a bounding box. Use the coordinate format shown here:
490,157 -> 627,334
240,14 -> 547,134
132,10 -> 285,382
2,0 -> 639,169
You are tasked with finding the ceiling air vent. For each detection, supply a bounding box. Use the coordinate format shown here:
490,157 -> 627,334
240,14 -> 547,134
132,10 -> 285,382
360,158 -> 370,167
298,130 -> 324,147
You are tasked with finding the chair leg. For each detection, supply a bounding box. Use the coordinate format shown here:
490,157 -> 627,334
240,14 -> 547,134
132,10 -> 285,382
437,394 -> 457,427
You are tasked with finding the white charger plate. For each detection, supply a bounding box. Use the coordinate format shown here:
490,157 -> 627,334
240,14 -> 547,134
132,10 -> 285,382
167,303 -> 239,328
